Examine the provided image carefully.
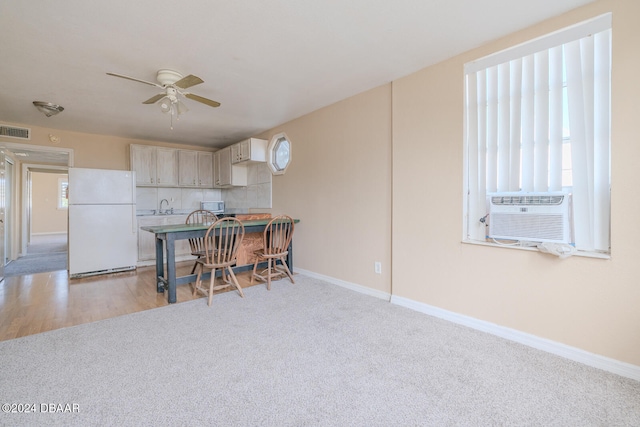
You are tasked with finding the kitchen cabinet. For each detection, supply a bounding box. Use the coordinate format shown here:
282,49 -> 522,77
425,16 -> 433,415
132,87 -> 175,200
130,144 -> 156,185
155,147 -> 178,186
137,215 -> 191,263
178,150 -> 214,187
230,138 -> 267,164
178,150 -> 198,186
138,216 -> 160,262
214,147 -> 247,188
197,151 -> 213,187
130,144 -> 178,187
165,216 -> 191,258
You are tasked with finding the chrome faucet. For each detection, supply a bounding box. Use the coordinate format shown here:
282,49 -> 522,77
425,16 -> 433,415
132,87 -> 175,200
159,199 -> 169,214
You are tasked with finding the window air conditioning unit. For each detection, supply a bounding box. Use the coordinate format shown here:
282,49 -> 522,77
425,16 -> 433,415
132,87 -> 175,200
488,192 -> 573,244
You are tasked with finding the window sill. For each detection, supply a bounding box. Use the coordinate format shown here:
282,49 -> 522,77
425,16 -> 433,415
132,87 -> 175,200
461,239 -> 611,260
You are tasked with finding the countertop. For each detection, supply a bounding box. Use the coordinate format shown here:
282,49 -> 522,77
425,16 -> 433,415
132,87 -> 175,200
141,218 -> 299,234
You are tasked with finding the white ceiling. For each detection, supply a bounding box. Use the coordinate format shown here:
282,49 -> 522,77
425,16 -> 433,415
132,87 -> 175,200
0,0 -> 595,150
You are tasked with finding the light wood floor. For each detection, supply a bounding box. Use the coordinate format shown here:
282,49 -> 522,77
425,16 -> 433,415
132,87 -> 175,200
0,262 -> 261,342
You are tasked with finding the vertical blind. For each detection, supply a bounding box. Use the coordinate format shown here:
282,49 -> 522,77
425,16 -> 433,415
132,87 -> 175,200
464,14 -> 611,253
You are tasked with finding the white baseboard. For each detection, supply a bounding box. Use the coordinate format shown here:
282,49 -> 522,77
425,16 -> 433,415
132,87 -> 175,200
295,268 -> 391,301
296,269 -> 640,382
31,232 -> 67,236
391,295 -> 640,382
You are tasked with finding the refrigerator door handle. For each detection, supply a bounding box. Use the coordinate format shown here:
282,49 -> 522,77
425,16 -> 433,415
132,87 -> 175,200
131,171 -> 136,204
132,205 -> 137,234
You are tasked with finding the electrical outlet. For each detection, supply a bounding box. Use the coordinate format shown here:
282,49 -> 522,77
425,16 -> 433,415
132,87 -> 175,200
374,262 -> 382,274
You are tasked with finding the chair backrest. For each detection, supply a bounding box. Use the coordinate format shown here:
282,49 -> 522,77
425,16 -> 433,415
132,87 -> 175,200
203,217 -> 245,266
263,215 -> 294,256
186,209 -> 219,254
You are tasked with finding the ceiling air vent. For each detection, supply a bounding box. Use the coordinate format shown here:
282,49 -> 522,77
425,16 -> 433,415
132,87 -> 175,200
0,124 -> 31,140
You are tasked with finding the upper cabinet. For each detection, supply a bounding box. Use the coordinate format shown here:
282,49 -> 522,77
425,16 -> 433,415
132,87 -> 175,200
197,152 -> 214,187
179,150 -> 213,187
131,140 -> 266,189
177,150 -> 198,186
214,147 -> 247,188
155,147 -> 178,186
230,138 -> 267,164
130,144 -> 156,185
131,144 -> 213,188
131,145 -> 178,186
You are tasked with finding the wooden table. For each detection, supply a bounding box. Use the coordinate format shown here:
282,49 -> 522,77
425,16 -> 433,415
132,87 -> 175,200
141,218 -> 299,303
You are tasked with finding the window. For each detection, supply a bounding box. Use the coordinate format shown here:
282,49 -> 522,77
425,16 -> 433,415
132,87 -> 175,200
58,177 -> 68,209
463,14 -> 611,254
267,132 -> 292,175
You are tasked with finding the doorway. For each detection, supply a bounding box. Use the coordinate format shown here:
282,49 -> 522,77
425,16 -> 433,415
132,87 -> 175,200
28,170 -> 69,253
0,142 -> 72,277
4,167 -> 69,277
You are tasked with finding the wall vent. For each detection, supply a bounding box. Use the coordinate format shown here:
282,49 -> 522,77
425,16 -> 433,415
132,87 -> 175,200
0,124 -> 31,140
488,192 -> 573,244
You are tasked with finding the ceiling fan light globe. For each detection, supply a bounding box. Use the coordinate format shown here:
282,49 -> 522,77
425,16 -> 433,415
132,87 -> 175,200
159,98 -> 172,114
176,100 -> 188,116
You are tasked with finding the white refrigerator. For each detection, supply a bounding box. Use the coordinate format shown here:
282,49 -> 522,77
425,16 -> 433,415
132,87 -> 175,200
68,168 -> 137,278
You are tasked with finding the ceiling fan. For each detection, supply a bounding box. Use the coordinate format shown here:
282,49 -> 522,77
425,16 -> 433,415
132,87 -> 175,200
106,69 -> 220,123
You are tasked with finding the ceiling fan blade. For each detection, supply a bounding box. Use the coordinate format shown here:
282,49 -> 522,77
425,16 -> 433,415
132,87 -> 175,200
142,94 -> 166,104
106,72 -> 162,88
174,74 -> 204,89
184,93 -> 221,108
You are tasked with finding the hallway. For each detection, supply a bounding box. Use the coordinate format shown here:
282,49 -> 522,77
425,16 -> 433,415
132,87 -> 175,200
4,234 -> 67,277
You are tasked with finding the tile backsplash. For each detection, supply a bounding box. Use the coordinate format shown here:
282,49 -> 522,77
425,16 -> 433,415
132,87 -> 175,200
223,163 -> 272,211
136,187 -> 223,212
135,163 -> 271,213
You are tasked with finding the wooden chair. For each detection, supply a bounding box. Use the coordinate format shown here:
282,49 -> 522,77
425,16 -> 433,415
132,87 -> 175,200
193,217 -> 245,306
250,215 -> 295,290
185,209 -> 218,274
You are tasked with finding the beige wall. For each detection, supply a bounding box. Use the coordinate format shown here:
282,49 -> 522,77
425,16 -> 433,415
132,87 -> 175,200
31,172 -> 68,234
263,0 -> 640,366
258,84 -> 393,292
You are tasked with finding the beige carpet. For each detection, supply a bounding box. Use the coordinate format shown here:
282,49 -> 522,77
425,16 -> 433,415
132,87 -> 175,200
1,274 -> 638,426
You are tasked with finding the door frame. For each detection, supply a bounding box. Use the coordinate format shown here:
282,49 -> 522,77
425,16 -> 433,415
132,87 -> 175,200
5,157 -> 13,264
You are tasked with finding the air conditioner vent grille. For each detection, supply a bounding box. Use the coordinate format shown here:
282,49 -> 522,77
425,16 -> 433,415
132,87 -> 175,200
0,125 -> 31,140
491,195 -> 564,205
488,192 -> 573,244
490,213 -> 566,241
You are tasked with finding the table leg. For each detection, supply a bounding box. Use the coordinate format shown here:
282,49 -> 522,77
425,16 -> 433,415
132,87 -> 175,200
155,236 -> 164,293
166,235 -> 177,304
287,240 -> 294,272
